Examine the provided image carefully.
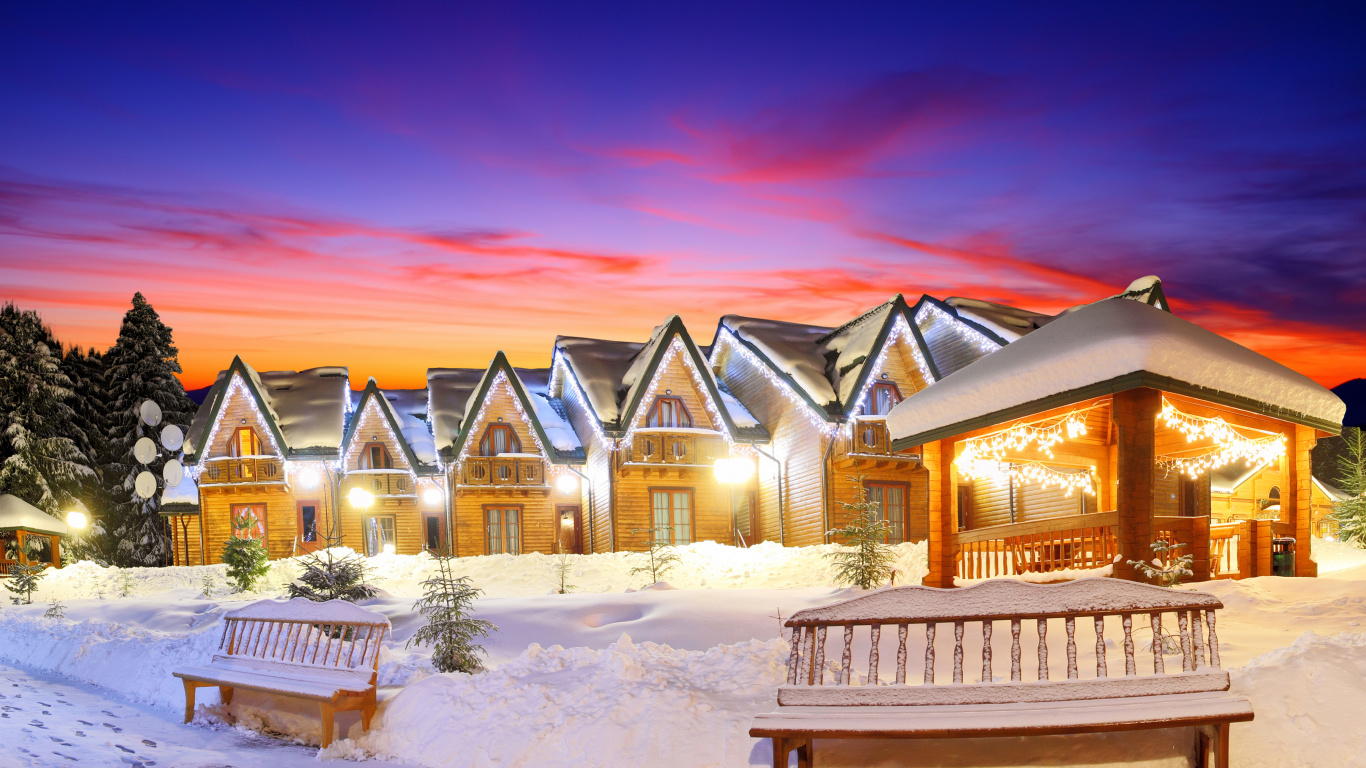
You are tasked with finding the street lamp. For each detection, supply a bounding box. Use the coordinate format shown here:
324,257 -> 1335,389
66,510 -> 88,531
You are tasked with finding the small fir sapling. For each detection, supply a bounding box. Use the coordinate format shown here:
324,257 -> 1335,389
1127,539 -> 1194,588
5,563 -> 44,604
118,570 -> 135,598
288,544 -> 378,603
1329,428 -> 1366,545
551,552 -> 576,594
407,552 -> 496,673
629,526 -> 681,585
222,537 -> 270,593
825,476 -> 897,589
44,599 -> 65,619
199,572 -> 215,598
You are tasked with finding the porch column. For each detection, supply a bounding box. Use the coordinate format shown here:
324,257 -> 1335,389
1286,423 -> 1318,577
1113,388 -> 1162,582
922,438 -> 957,588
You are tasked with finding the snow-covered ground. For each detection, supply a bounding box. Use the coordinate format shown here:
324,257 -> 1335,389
3,539 -> 1366,767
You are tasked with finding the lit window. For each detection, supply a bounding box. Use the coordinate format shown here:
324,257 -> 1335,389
361,443 -> 392,469
229,427 -> 262,457
865,483 -> 906,544
651,489 -> 693,545
479,424 -> 521,456
486,507 -> 522,554
864,383 -> 902,416
647,397 -> 693,428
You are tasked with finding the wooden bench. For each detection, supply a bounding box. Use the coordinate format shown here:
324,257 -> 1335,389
173,597 -> 390,747
750,579 -> 1252,767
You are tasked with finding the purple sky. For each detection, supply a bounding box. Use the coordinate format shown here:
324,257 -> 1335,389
2,2 -> 1363,388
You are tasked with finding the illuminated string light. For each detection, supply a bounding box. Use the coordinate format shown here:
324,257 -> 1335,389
1157,399 -> 1285,478
956,406 -> 1095,468
914,302 -> 1000,356
846,315 -> 936,427
550,351 -> 614,451
454,371 -> 554,476
622,338 -> 746,450
343,396 -> 419,484
957,458 -> 1096,497
712,328 -> 839,437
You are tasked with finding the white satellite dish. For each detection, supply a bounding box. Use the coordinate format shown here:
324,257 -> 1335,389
163,459 -> 184,488
160,424 -> 184,452
134,470 -> 158,500
133,436 -> 158,464
140,399 -> 162,427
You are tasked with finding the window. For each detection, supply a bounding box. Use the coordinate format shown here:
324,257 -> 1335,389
863,383 -> 902,416
360,443 -> 392,470
229,427 -> 262,458
364,515 -> 396,556
650,489 -> 693,545
422,512 -> 446,553
647,397 -> 693,428
231,504 -> 267,540
479,424 -> 521,457
865,483 -> 907,544
486,506 -> 522,554
1179,475 -> 1201,517
297,501 -> 319,544
956,486 -> 972,531
1268,486 -> 1280,501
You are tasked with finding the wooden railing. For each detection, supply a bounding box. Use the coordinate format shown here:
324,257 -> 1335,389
201,457 -> 284,484
461,456 -> 544,486
628,431 -> 725,466
342,470 -> 415,497
842,418 -> 892,455
954,511 -> 1119,582
1209,523 -> 1241,579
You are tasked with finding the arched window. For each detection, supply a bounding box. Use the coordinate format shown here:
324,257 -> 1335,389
863,382 -> 902,416
360,442 -> 392,469
647,397 -> 692,428
1268,486 -> 1281,501
479,424 -> 522,456
229,427 -> 262,457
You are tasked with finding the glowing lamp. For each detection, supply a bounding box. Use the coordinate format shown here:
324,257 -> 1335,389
382,543 -> 396,555
714,457 -> 754,484
555,473 -> 579,494
348,487 -> 374,508
423,487 -> 444,505
298,468 -> 320,489
66,511 -> 88,530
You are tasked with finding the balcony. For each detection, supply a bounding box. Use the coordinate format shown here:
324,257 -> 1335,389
842,418 -> 892,455
461,456 -> 545,487
342,470 -> 416,498
200,456 -> 284,485
628,429 -> 726,466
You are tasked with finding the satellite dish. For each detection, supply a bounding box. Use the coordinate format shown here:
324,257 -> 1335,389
133,437 -> 158,464
134,471 -> 157,500
140,399 -> 162,427
163,459 -> 184,488
160,424 -> 184,452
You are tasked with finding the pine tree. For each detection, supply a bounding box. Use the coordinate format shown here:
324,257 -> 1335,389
222,537 -> 270,592
0,304 -> 92,515
101,294 -> 196,566
551,552 -> 576,594
4,563 -> 44,604
61,346 -> 114,562
288,537 -> 378,603
1127,539 -> 1194,588
407,554 -> 496,673
825,476 -> 897,589
1326,428 -> 1366,545
629,526 -> 682,585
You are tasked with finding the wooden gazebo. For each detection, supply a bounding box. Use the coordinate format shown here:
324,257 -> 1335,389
887,299 -> 1346,587
0,494 -> 68,574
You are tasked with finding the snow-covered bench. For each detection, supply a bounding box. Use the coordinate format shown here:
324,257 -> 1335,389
750,579 -> 1252,767
173,597 -> 390,747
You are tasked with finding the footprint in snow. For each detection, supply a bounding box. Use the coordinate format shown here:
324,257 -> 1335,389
104,723 -> 124,733
52,752 -> 80,762
114,743 -> 136,753
29,719 -> 47,728
74,731 -> 86,738
103,710 -> 119,717
57,700 -> 71,705
142,739 -> 157,747
78,719 -> 94,726
38,700 -> 51,706
49,736 -> 73,746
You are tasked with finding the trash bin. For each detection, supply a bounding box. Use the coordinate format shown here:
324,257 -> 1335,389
1272,537 -> 1296,577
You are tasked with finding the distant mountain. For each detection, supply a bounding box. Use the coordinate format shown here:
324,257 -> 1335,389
1336,379 -> 1366,429
185,385 -> 212,406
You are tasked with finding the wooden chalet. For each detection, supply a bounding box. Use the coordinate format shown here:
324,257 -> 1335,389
429,352 -> 586,556
885,297 -> 1346,587
0,494 -> 68,574
178,357 -> 352,564
709,293 -> 1012,548
550,316 -> 771,552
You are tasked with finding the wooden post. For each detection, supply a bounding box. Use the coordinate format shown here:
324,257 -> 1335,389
1190,515 -> 1211,582
1254,519 -> 1273,576
1287,424 -> 1317,577
1236,520 -> 1253,579
922,438 -> 957,588
1113,389 -> 1162,581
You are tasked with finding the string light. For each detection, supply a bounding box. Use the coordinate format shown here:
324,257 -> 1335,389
622,337 -> 747,450
957,458 -> 1096,497
956,406 -> 1095,469
846,315 -> 936,424
453,371 -> 555,475
711,328 -> 839,437
342,396 -> 419,484
1157,399 -> 1285,478
550,351 -> 614,451
914,301 -> 1000,356
197,372 -> 286,461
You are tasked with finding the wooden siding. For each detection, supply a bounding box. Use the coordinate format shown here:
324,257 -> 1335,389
346,402 -> 413,472
827,459 -> 929,542
558,375 -> 613,552
168,515 -> 204,566
632,354 -> 717,431
917,313 -> 989,377
462,386 -> 544,462
200,486 -> 306,562
452,492 -> 560,557
205,382 -> 278,460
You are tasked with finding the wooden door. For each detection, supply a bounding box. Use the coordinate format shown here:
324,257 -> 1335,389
557,505 -> 581,554
296,500 -> 322,553
422,512 -> 448,554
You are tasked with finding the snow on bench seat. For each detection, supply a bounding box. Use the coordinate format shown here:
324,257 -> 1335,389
173,597 -> 390,747
750,579 -> 1252,767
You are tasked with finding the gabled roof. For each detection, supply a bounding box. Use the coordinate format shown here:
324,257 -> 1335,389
442,352 -> 585,463
717,294 -> 1007,420
0,494 -> 68,536
555,316 -> 769,442
1314,476 -> 1352,502
343,379 -> 435,474
378,387 -> 438,467
887,298 -> 1346,449
1210,459 -> 1268,494
184,356 -> 350,463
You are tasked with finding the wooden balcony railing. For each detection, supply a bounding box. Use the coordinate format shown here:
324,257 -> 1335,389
201,457 -> 284,484
842,418 -> 892,455
461,456 -> 544,486
954,511 -> 1119,582
628,430 -> 725,466
342,470 -> 415,497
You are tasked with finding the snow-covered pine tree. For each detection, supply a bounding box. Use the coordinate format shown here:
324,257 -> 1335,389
61,346 -> 114,562
0,304 -> 92,515
1127,539 -> 1193,588
288,533 -> 379,603
825,474 -> 897,589
407,553 -> 496,673
102,294 -> 196,566
4,563 -> 44,604
1328,427 -> 1366,546
629,526 -> 681,585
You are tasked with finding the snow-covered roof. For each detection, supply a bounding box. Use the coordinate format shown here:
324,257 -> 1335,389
1210,459 -> 1267,494
944,297 -> 1056,342
0,494 -> 68,536
718,316 -> 837,408
552,336 -> 646,425
433,355 -> 586,462
426,368 -> 487,454
160,474 -> 200,513
887,298 -> 1347,445
1314,476 -> 1352,502
380,388 -> 437,466
185,358 -> 350,460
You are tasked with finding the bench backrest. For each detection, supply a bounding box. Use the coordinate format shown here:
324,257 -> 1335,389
218,598 -> 390,677
779,578 -> 1226,707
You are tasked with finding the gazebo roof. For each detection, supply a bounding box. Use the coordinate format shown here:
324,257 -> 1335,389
0,494 -> 69,537
887,298 -> 1346,448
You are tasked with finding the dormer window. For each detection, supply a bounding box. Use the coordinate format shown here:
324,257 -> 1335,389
360,442 -> 393,469
480,424 -> 521,456
647,397 -> 692,428
229,427 -> 262,457
864,382 -> 902,416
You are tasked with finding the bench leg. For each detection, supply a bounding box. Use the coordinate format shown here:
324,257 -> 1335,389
797,738 -> 813,768
182,680 -> 196,724
361,690 -> 377,732
1212,722 -> 1230,768
1197,723 -> 1230,768
219,685 -> 233,705
320,702 -> 335,748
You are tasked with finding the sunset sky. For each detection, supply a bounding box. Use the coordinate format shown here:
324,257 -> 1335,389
2,3 -> 1364,390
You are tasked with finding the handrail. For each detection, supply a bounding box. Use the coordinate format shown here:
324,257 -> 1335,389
955,511 -> 1119,544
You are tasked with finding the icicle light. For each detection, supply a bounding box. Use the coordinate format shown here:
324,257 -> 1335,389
622,338 -> 743,450
199,373 -> 285,461
914,302 -> 999,356
846,315 -> 936,426
712,328 -> 839,437
957,458 -> 1096,497
342,398 -> 418,483
956,406 -> 1095,468
1156,399 -> 1285,478
549,351 -> 614,451
454,371 -> 553,472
